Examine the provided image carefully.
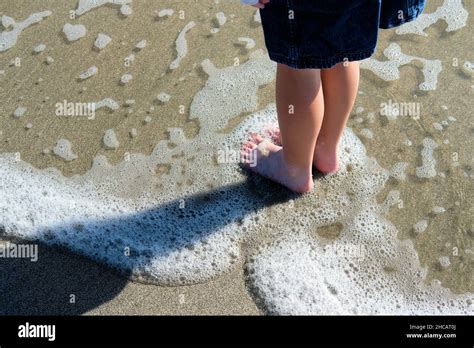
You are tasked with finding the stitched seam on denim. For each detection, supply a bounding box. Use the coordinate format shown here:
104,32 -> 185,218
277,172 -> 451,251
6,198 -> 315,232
272,56 -> 372,66
271,49 -> 375,61
298,50 -> 375,59
268,49 -> 375,69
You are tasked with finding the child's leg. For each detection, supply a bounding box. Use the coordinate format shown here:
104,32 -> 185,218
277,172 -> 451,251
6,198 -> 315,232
314,62 -> 360,173
241,63 -> 324,193
276,63 -> 324,170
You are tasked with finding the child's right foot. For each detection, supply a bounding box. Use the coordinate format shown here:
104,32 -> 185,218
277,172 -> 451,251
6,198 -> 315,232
264,125 -> 340,174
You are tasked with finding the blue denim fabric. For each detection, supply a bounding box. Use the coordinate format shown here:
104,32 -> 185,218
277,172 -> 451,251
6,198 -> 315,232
380,0 -> 426,28
259,0 -> 426,69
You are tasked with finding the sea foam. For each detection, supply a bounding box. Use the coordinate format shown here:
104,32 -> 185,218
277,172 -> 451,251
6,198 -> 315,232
74,0 -> 133,16
0,11 -> 52,52
360,43 -> 442,91
169,21 -> 195,70
396,0 -> 468,36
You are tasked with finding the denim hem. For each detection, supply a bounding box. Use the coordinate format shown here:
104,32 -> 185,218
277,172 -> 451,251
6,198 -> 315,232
379,13 -> 424,29
267,49 -> 375,70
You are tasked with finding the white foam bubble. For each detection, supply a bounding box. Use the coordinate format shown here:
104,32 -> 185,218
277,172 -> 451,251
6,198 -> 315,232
254,10 -> 261,23
63,23 -> 87,42
124,53 -> 135,65
103,129 -> 120,149
359,128 -> 373,140
75,0 -> 133,16
33,44 -> 46,54
0,11 -> 52,52
94,33 -> 112,50
79,66 -> 98,80
93,98 -> 120,112
433,122 -> 444,131
390,162 -> 409,181
135,39 -> 147,50
210,12 -> 227,34
120,5 -> 133,16
438,256 -> 451,269
396,0 -> 468,36
247,228 -> 472,314
462,61 -> 474,77
432,206 -> 446,214
157,9 -> 174,18
53,139 -> 78,162
190,49 -> 275,134
169,21 -> 195,70
416,137 -> 439,178
13,106 -> 27,118
413,219 -> 428,234
120,74 -> 133,85
248,234 -> 345,315
238,37 -> 256,49
1,15 -> 15,29
215,12 -> 227,27
360,43 -> 442,91
156,92 -> 171,104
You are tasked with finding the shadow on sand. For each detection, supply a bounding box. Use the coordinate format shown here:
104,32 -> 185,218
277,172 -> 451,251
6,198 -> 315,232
0,175 -> 297,315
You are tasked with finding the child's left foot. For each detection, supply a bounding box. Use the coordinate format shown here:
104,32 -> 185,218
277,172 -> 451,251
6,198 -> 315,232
240,133 -> 313,193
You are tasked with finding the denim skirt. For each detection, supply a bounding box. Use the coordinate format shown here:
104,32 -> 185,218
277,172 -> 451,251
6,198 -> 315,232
259,0 -> 426,69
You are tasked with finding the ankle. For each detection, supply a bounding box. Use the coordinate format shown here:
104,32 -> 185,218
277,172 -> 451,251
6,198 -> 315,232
316,139 -> 338,152
281,152 -> 312,178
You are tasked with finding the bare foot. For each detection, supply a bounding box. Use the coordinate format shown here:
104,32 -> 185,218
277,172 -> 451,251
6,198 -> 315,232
264,125 -> 282,146
264,125 -> 340,174
313,141 -> 340,174
240,133 -> 313,193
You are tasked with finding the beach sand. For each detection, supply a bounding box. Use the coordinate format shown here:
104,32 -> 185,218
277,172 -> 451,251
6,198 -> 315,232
0,0 -> 472,315
0,237 -> 260,315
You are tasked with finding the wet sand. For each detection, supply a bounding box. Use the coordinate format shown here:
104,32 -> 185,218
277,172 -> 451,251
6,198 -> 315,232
0,0 -> 472,314
0,237 -> 260,315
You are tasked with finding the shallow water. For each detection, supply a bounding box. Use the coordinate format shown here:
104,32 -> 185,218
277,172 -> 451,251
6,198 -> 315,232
0,0 -> 472,313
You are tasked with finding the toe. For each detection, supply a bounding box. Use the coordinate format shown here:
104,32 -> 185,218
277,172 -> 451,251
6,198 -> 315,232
264,127 -> 281,145
250,133 -> 264,144
243,140 -> 258,150
264,129 -> 273,138
248,141 -> 257,150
